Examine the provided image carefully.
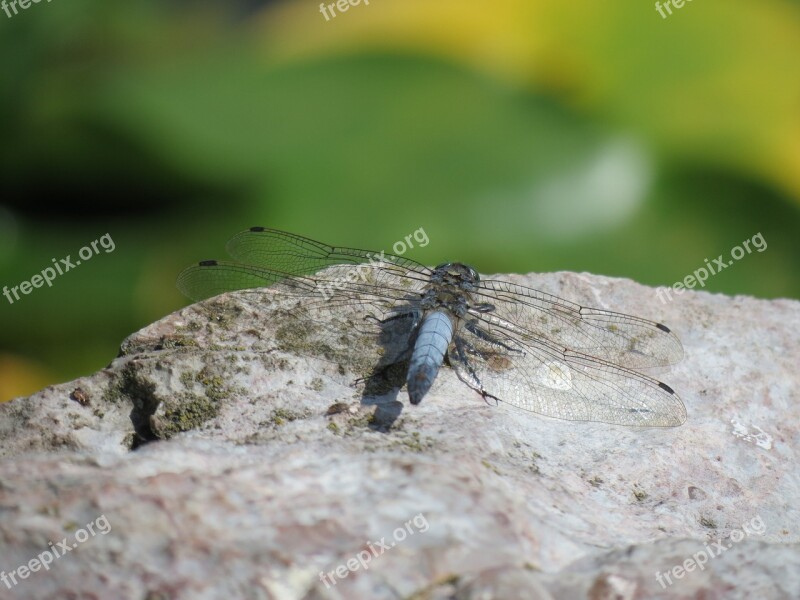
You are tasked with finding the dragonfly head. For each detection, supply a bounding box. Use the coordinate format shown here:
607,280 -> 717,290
432,262 -> 480,287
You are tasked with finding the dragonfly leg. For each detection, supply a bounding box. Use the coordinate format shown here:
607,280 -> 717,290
464,320 -> 524,355
452,338 -> 502,407
452,337 -> 484,389
481,390 -> 501,406
363,309 -> 418,325
364,310 -> 420,338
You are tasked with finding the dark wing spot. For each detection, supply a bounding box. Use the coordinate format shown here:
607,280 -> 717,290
487,355 -> 513,371
199,260 -> 218,267
249,226 -> 265,232
656,323 -> 671,333
658,381 -> 675,394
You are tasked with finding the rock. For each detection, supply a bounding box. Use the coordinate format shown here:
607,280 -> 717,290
0,271 -> 798,599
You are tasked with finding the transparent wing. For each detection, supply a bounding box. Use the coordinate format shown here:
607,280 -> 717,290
176,227 -> 432,307
472,279 -> 683,370
449,319 -> 686,427
175,229 -> 433,370
223,227 -> 429,277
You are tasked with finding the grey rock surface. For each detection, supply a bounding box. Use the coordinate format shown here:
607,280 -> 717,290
0,271 -> 798,599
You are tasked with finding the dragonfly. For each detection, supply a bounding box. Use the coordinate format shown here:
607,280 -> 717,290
176,227 -> 686,427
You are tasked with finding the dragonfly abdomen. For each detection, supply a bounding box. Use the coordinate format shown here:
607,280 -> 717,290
407,311 -> 454,404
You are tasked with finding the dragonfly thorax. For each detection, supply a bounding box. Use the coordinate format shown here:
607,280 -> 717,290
430,263 -> 480,288
420,263 -> 480,318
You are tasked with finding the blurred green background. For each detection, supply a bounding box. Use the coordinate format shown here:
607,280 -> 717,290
1,0 -> 799,402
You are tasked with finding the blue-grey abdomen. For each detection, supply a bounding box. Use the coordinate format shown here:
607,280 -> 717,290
407,311 -> 454,404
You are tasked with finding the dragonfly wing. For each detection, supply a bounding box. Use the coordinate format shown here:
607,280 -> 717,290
175,227 -> 430,371
176,259 -> 424,308
473,279 -> 684,369
225,227 -> 431,281
177,260 -> 419,372
178,228 -> 431,306
449,316 -> 687,427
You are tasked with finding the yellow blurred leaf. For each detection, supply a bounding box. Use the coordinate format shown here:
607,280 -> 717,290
256,0 -> 800,200
0,353 -> 53,402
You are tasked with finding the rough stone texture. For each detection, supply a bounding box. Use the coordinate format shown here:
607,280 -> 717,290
0,271 -> 798,599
